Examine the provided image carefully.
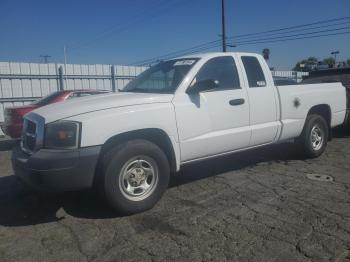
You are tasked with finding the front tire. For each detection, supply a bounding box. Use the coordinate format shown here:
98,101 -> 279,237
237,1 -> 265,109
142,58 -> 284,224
296,114 -> 329,158
100,139 -> 170,215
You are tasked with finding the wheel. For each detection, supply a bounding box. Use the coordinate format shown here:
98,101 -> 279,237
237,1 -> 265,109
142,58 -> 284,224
100,139 -> 170,215
296,114 -> 329,158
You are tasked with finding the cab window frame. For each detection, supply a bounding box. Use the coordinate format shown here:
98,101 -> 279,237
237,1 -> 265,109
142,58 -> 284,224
189,56 -> 242,93
241,56 -> 267,88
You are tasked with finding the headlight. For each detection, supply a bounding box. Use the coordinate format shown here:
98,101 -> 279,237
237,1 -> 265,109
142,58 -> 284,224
44,121 -> 80,149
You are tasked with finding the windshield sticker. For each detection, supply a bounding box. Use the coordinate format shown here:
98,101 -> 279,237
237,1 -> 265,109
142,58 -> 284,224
174,60 -> 196,66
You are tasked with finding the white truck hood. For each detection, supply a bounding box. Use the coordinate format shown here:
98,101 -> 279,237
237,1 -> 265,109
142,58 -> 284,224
32,92 -> 174,123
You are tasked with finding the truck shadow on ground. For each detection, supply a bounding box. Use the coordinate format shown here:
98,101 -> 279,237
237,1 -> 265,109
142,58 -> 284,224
332,126 -> 350,138
0,139 -> 18,151
0,141 -> 303,227
0,127 -> 348,227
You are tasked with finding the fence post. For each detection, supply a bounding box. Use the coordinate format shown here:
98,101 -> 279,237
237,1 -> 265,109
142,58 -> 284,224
111,65 -> 116,92
58,66 -> 64,91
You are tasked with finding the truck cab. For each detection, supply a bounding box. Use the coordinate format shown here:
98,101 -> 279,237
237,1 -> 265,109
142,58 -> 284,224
173,53 -> 280,162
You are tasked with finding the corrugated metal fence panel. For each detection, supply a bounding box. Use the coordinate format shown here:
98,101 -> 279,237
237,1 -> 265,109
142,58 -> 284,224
0,62 -> 59,100
0,62 -> 146,123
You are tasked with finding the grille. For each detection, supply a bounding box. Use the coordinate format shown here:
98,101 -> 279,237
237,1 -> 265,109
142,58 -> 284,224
21,113 -> 45,154
27,120 -> 36,134
22,119 -> 37,153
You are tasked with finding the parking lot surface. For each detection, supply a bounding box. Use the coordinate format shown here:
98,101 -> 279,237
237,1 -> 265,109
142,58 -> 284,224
0,131 -> 350,262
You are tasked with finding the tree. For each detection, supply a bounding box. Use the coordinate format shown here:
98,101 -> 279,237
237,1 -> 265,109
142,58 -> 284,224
323,57 -> 336,68
262,48 -> 270,61
293,57 -> 318,71
347,59 -> 350,67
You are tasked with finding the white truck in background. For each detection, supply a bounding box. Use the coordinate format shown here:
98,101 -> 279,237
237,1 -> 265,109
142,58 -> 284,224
13,52 -> 347,214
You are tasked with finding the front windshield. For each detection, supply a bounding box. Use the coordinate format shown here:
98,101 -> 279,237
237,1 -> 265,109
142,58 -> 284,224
122,58 -> 198,93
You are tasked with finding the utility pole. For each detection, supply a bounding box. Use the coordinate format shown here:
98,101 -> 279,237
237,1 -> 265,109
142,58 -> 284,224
221,0 -> 227,52
40,55 -> 51,63
63,45 -> 68,88
63,45 -> 68,70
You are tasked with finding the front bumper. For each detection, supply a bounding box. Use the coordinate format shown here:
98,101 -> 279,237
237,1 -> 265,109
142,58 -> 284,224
12,145 -> 101,191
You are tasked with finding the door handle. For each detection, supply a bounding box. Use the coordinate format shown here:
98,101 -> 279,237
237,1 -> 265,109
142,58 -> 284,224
229,98 -> 245,106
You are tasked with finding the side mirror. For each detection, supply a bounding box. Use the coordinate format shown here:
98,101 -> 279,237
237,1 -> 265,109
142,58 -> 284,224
186,79 -> 219,94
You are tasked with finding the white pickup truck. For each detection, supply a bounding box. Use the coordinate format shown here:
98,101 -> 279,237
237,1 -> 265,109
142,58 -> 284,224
12,52 -> 347,214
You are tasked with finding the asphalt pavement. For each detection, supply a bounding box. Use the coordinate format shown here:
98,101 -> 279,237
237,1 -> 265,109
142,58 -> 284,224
0,130 -> 349,262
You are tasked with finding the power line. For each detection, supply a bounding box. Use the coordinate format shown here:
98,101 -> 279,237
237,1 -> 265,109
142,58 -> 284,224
226,16 -> 350,40
230,31 -> 350,47
229,20 -> 350,41
137,42 -> 223,66
232,26 -> 350,45
130,39 -> 221,65
69,0 -> 192,52
139,30 -> 350,65
130,16 -> 350,65
158,42 -> 222,60
175,42 -> 223,57
52,0 -> 194,61
67,0 -> 169,49
133,23 -> 350,65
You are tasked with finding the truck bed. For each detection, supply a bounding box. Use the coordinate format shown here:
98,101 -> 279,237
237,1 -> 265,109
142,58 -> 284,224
276,82 -> 346,141
302,68 -> 350,126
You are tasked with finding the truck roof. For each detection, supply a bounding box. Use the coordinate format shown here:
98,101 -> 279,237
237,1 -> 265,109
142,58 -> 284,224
177,52 -> 261,60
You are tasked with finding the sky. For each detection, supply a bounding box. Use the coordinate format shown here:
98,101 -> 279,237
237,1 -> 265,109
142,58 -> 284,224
0,0 -> 349,70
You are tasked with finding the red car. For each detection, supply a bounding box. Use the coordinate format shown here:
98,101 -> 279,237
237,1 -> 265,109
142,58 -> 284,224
1,89 -> 110,138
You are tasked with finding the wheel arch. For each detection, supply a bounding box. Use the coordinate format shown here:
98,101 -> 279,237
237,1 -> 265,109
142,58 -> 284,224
98,128 -> 179,174
307,104 -> 332,140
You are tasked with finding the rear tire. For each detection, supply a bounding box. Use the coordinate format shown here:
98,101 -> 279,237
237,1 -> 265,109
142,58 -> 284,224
99,139 -> 170,215
296,114 -> 329,158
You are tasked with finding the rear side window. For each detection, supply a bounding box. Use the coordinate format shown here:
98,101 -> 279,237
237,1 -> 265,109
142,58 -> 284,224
196,56 -> 241,90
241,56 -> 266,88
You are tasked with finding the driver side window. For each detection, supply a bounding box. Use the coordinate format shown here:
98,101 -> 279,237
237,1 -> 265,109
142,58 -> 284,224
195,56 -> 240,90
